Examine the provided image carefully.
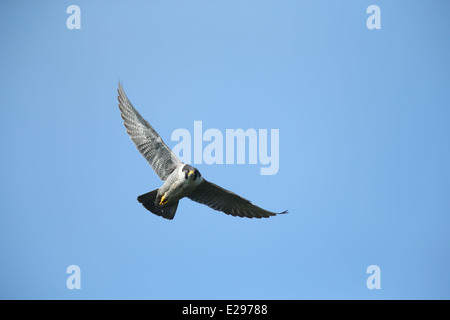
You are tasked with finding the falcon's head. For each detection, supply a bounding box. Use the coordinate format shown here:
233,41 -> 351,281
182,164 -> 201,181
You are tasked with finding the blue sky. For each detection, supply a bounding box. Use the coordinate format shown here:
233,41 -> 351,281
0,0 -> 449,299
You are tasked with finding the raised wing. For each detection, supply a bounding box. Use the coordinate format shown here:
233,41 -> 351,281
117,83 -> 181,180
187,180 -> 287,218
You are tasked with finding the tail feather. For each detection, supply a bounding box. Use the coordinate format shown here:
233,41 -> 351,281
137,189 -> 178,220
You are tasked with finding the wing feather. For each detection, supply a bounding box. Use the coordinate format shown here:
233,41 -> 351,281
187,180 -> 287,218
117,83 -> 181,180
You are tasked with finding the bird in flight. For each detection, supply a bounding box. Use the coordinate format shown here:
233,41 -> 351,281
117,83 -> 287,220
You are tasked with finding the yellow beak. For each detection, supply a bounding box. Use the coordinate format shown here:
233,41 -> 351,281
188,171 -> 194,177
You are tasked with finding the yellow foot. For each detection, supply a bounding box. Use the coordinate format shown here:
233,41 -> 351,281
159,195 -> 168,205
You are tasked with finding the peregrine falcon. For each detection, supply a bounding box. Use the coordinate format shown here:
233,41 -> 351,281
117,83 -> 287,220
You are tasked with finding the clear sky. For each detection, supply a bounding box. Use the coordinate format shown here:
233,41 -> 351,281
1,0 -> 449,299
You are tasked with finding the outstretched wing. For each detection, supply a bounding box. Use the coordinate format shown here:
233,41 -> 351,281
117,83 -> 181,180
187,180 -> 287,218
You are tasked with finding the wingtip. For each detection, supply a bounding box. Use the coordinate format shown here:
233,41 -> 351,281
117,81 -> 127,104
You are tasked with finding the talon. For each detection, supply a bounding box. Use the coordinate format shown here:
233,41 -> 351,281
159,195 -> 168,205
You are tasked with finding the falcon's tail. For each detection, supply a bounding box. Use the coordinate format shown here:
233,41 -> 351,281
137,189 -> 179,220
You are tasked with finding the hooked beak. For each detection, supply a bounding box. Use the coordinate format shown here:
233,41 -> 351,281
188,170 -> 195,178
